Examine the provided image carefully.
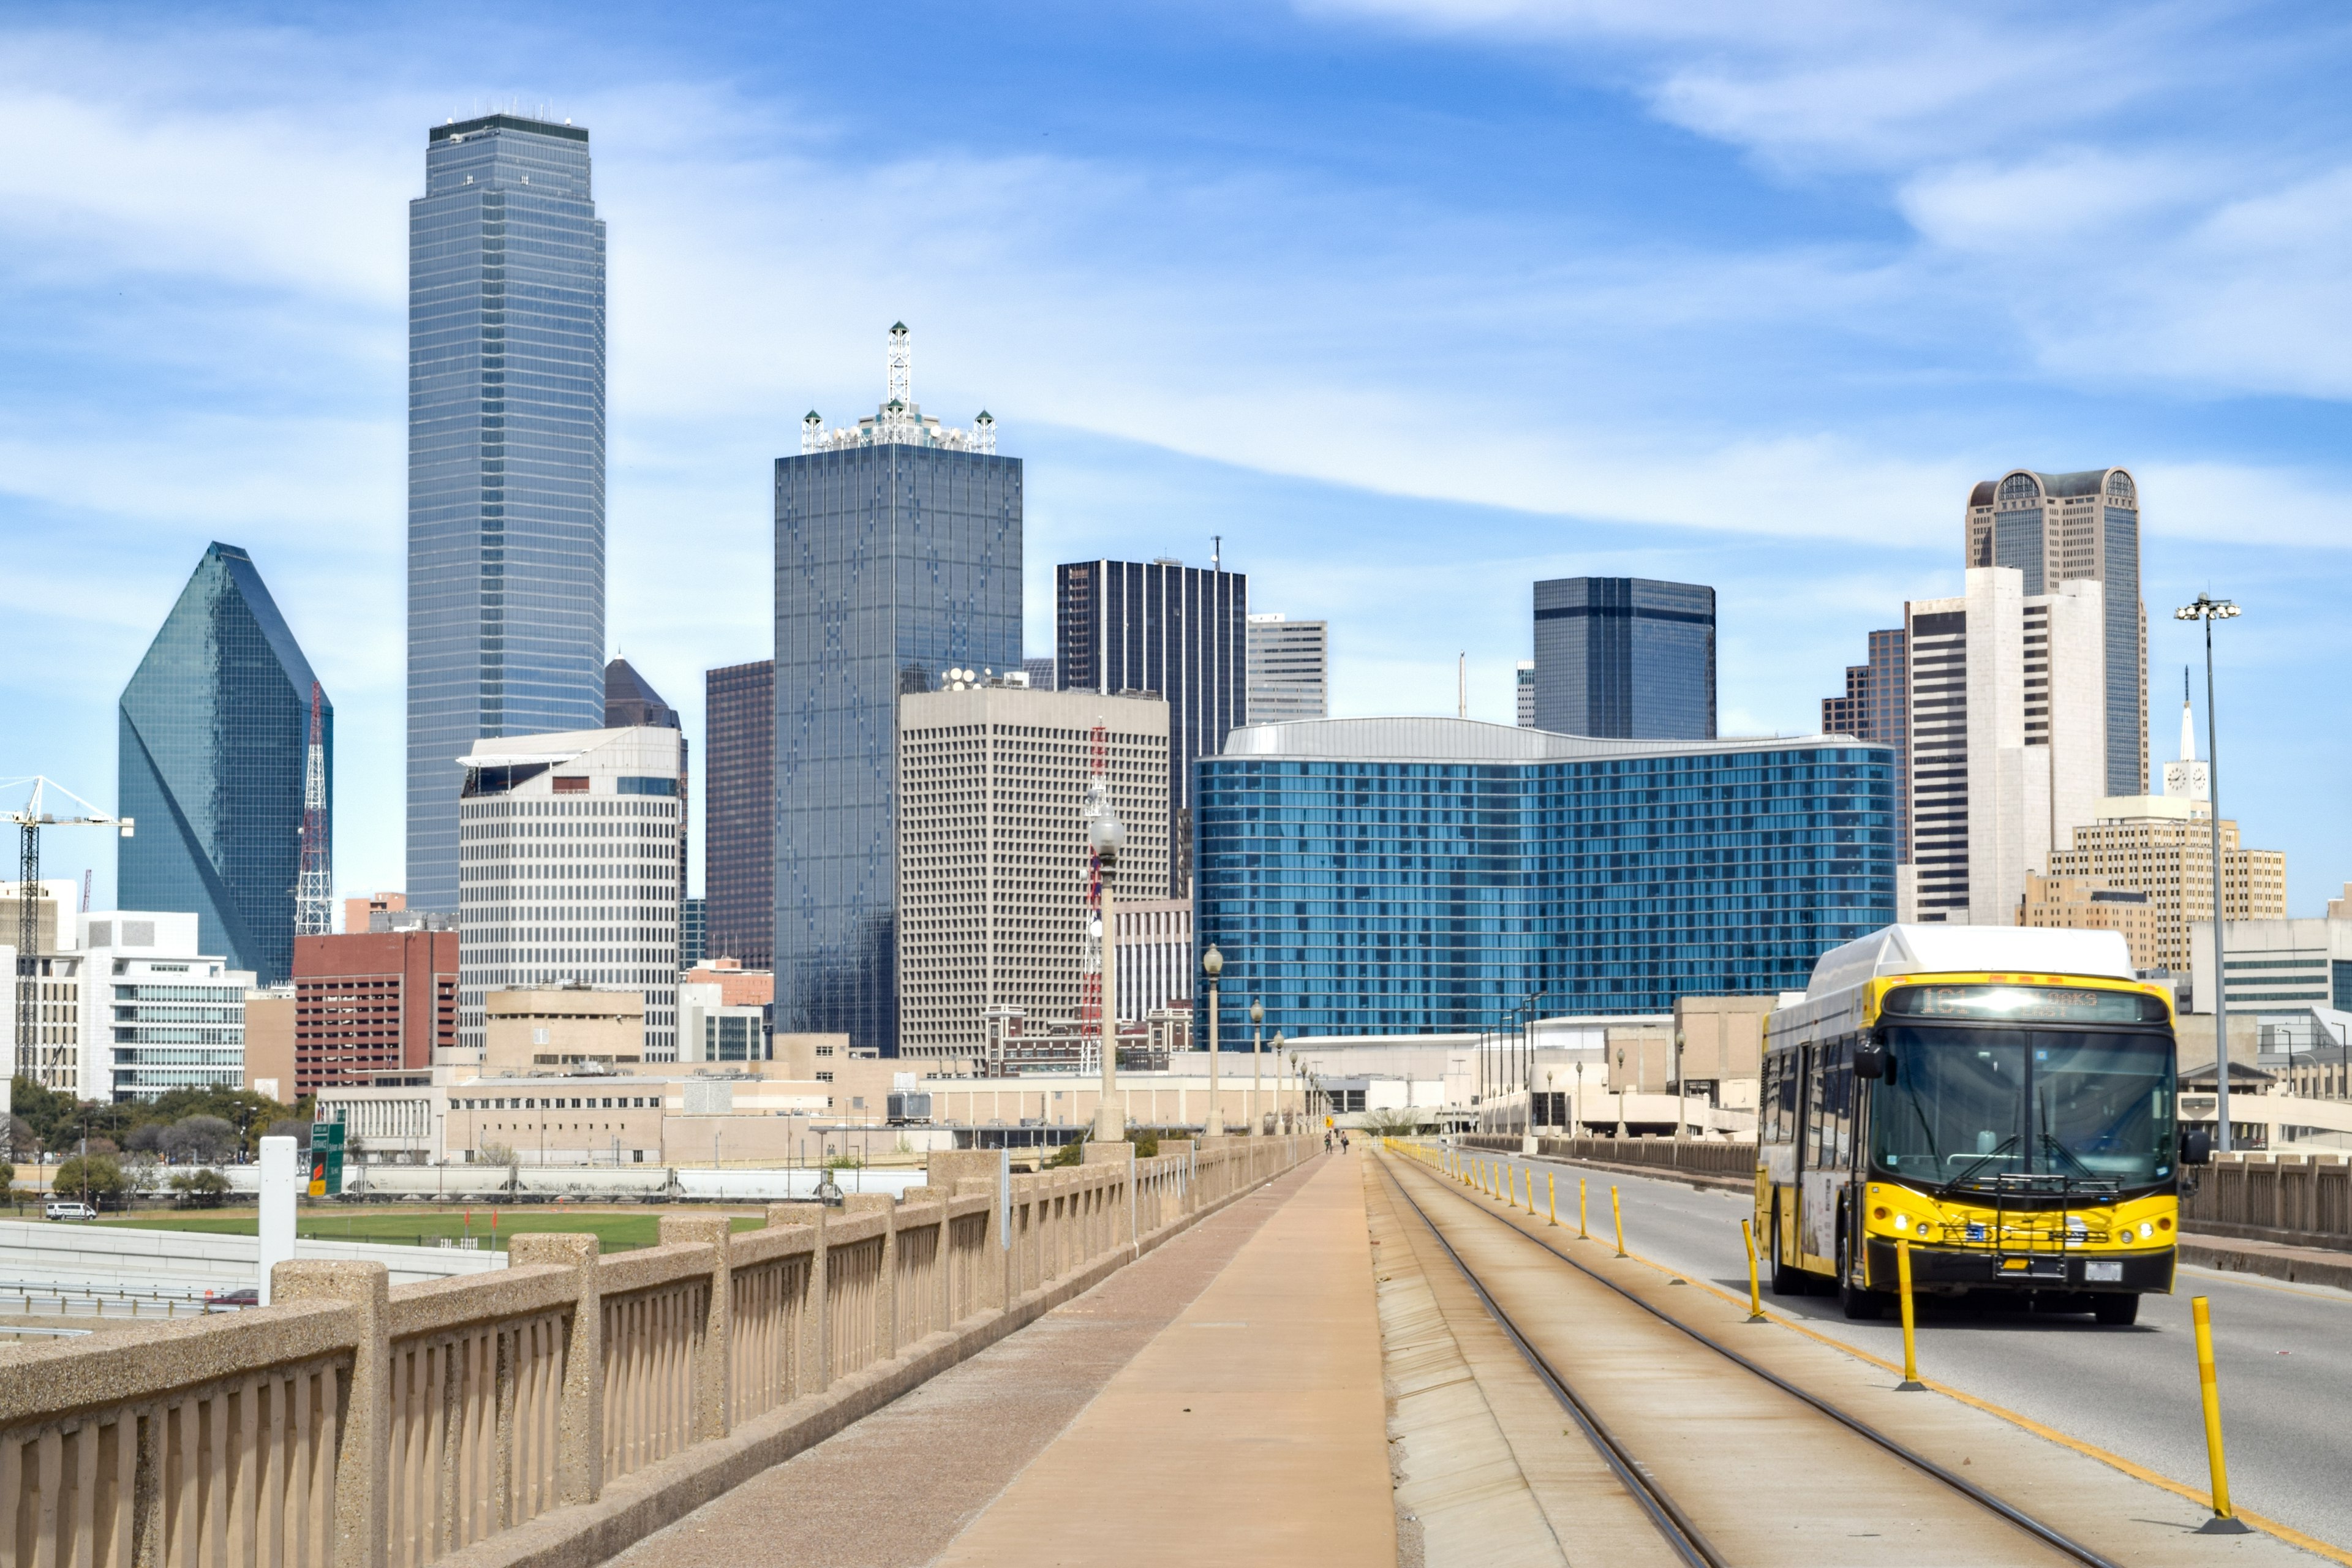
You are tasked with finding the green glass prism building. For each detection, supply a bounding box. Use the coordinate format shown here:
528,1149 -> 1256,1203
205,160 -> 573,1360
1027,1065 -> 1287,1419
1194,718 -> 1895,1035
119,543 -> 329,988
776,326 -> 1017,1054
407,113 -> 608,912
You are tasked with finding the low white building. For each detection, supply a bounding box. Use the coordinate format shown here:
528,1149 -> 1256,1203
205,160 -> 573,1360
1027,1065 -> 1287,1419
677,981 -> 769,1065
81,911 -> 254,1101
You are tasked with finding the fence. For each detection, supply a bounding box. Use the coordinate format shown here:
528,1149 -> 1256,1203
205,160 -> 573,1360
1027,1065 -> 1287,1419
0,1136 -> 1310,1568
2182,1153 -> 2352,1250
1461,1132 -> 1758,1182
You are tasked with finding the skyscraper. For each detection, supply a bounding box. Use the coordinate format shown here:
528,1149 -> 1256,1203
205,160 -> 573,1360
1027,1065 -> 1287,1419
1531,577 -> 1716,739
704,659 -> 774,969
1245,613 -> 1329,722
407,113 -> 608,913
1057,557 -> 1248,895
1822,627 -> 1910,856
119,543 -> 328,987
1515,660 -> 1535,728
1964,468 -> 2145,796
606,658 -> 687,907
777,326 -> 1019,1054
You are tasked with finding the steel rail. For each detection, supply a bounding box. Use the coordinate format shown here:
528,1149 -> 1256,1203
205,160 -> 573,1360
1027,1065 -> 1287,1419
1387,1150 -> 2128,1568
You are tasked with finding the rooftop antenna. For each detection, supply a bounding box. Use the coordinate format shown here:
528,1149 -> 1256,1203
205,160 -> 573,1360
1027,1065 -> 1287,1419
887,323 -> 912,406
1213,535 -> 1221,572
295,682 -> 333,938
1458,654 -> 1468,718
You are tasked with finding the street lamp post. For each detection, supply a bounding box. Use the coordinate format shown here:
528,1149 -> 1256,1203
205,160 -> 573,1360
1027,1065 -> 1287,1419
1091,805 -> 1127,1142
2176,592 -> 2242,1153
1250,999 -> 1264,1136
1268,1032 -> 1284,1137
1202,946 -> 1225,1136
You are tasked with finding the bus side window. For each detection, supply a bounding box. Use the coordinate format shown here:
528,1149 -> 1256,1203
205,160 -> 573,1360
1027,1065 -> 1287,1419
1760,1056 -> 1779,1143
1807,1046 -> 1829,1169
1827,1039 -> 1852,1168
1778,1052 -> 1800,1142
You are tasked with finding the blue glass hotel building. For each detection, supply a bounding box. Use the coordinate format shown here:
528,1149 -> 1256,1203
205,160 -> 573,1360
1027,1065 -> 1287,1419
775,329 -> 1019,1053
1532,576 -> 1716,740
119,543 -> 328,988
407,114 -> 608,912
1194,718 -> 1895,1035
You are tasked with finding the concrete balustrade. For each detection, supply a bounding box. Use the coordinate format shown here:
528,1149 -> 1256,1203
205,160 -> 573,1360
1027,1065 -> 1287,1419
0,1136 -> 1309,1568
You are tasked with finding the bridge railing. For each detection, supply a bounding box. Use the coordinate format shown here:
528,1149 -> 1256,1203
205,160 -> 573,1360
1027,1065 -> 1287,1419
2184,1152 -> 2352,1249
1460,1131 -> 1759,1180
0,1136 -> 1310,1568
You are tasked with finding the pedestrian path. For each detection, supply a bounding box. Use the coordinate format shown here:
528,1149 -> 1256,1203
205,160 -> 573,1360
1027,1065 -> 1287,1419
936,1152 -> 1395,1565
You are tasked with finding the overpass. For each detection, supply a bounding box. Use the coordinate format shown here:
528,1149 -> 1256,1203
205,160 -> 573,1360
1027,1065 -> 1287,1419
4,1135 -> 2351,1566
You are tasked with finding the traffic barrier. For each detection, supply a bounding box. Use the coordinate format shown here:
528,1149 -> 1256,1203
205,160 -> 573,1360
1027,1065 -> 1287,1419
1611,1185 -> 1627,1258
1547,1173 -> 1558,1227
1896,1238 -> 1923,1390
1740,1219 -> 1765,1323
1579,1178 -> 1589,1240
2192,1296 -> 2250,1534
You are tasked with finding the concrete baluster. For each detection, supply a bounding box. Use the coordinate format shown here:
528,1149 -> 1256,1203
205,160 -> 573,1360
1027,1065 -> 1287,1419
657,1216 -> 732,1442
843,1194 -> 897,1360
273,1259 -> 392,1568
508,1234 -> 603,1507
768,1202 -> 829,1396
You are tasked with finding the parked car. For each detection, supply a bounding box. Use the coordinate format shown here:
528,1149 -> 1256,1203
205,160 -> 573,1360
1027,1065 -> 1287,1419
44,1200 -> 99,1221
206,1288 -> 260,1310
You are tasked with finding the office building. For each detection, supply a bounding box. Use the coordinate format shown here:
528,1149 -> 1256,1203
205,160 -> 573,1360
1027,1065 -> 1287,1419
1195,718 -> 1896,1033
1964,468 -> 2146,796
1531,577 -> 1715,740
344,892 -> 405,933
119,542 -> 326,988
1,879 -> 85,1094
2046,797 -> 2286,975
1900,568 -> 2105,926
290,927 -> 461,1093
2019,875 -> 2158,971
605,658 -> 688,907
1246,613 -> 1329,723
1057,556 -> 1246,895
481,987 -> 644,1074
1821,627 -> 1910,856
1114,899 -> 1192,1021
1023,657 -> 1056,691
243,986 -> 295,1101
683,957 -> 775,1009
704,658 -> 774,968
778,326 -> 1019,1053
679,981 -> 769,1065
897,681 -> 1169,1063
1515,662 -> 1535,728
408,113 -> 608,913
2192,907 -> 2352,1017
454,726 -> 683,1061
80,911 -> 253,1101
680,897 -> 707,967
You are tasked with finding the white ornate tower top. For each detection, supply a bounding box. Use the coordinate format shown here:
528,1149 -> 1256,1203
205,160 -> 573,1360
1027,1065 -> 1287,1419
2163,666 -> 2209,802
799,323 -> 997,455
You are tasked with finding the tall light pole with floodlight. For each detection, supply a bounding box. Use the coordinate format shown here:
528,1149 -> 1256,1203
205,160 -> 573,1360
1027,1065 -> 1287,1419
2176,592 -> 2241,1152
1250,998 -> 1264,1134
1202,946 -> 1225,1136
1090,804 -> 1126,1142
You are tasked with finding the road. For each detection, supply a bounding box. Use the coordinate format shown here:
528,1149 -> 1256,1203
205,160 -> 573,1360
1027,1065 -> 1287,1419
1480,1150 -> 2352,1556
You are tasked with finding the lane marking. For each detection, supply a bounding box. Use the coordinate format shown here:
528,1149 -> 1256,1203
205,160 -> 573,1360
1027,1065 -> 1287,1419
1430,1147 -> 2352,1568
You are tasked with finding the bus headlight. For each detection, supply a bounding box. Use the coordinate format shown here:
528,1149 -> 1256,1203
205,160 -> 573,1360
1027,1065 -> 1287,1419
1893,1213 -> 1909,1231
2139,1222 -> 2154,1240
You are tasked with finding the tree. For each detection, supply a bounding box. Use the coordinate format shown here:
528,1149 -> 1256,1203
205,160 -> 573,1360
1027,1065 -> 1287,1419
125,1123 -> 169,1156
52,1154 -> 127,1207
168,1169 -> 232,1208
1360,1108 -> 1425,1136
163,1116 -> 238,1164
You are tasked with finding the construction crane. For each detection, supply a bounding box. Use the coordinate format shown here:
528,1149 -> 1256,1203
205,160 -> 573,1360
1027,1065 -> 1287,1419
2,778 -> 133,1082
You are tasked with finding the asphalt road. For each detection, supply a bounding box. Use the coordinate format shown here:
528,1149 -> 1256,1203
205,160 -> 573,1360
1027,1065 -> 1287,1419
1467,1149 -> 2352,1556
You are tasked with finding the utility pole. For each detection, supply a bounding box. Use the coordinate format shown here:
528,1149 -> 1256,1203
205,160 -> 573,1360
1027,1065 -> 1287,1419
4,778 -> 133,1080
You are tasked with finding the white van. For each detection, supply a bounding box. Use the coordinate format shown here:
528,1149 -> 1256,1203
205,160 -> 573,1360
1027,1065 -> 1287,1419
44,1200 -> 99,1221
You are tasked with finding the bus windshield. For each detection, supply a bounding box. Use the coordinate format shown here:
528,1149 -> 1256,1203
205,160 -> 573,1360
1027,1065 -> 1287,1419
1870,1027 -> 2176,1191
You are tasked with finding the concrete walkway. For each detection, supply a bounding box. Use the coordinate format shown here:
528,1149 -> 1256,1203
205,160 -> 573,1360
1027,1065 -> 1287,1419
937,1152 -> 1396,1566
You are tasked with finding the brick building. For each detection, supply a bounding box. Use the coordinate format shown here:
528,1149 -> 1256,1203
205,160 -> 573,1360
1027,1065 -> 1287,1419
292,929 -> 460,1091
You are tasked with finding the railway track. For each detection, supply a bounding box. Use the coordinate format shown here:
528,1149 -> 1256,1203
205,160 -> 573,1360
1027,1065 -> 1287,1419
1375,1148 -> 2136,1568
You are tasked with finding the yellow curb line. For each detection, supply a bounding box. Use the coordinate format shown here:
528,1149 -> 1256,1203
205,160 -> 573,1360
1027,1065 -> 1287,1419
1393,1150 -> 2352,1568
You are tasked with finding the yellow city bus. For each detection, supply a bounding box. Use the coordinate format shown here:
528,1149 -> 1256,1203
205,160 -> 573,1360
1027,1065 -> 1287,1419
1756,926 -> 2207,1326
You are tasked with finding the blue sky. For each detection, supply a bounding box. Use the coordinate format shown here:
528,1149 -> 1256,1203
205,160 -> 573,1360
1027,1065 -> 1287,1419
2,1 -> 2346,913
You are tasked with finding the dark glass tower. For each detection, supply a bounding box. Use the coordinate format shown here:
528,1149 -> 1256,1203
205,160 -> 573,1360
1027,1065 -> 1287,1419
606,657 -> 687,907
775,336 -> 1018,1053
1532,577 -> 1716,740
1822,627 -> 1910,858
407,113 -> 608,912
1055,558 -> 1248,895
705,660 -> 774,970
119,543 -> 328,987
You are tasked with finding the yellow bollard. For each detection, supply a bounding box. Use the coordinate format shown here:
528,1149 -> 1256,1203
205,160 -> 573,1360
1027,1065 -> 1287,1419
1525,1168 -> 1536,1216
1896,1238 -> 1923,1389
1548,1172 -> 1558,1226
1611,1185 -> 1627,1258
1740,1219 -> 1766,1322
2192,1297 -> 2249,1531
1578,1178 -> 1589,1239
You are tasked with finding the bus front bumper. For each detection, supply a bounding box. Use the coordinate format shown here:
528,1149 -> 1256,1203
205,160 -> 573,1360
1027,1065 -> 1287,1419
1864,1238 -> 2175,1295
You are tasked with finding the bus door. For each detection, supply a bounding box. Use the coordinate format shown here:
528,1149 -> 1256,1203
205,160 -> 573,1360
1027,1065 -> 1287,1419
1800,1038 -> 1848,1269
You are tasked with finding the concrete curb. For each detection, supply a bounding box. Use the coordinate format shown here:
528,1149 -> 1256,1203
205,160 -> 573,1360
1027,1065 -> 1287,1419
433,1159 -> 1316,1568
2177,1238 -> 2352,1294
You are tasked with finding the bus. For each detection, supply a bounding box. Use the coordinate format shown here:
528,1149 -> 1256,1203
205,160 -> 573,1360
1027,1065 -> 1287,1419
1755,925 -> 2207,1326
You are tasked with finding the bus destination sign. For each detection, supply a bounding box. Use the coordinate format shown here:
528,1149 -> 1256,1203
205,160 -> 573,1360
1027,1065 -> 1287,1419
1881,984 -> 2168,1025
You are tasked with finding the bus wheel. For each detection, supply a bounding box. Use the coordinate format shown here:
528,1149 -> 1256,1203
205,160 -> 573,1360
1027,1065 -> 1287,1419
1838,1234 -> 1886,1321
2092,1294 -> 2139,1327
1769,1212 -> 1804,1296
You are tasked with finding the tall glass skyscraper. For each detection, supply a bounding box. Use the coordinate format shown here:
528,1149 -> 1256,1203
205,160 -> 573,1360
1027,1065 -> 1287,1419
1196,718 -> 1894,1033
777,328 -> 1018,1054
1056,557 -> 1248,895
407,113 -> 608,912
119,543 -> 328,988
704,659 -> 775,970
1532,577 -> 1716,740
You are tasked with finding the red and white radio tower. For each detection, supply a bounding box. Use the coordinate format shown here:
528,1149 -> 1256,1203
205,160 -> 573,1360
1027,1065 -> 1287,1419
294,681 -> 332,937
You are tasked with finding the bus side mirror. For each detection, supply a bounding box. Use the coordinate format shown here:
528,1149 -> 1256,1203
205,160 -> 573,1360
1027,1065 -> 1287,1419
2180,1128 -> 2212,1166
1852,1040 -> 1887,1079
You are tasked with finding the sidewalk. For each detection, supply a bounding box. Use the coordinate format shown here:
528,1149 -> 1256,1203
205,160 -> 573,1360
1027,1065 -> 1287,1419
937,1152 -> 1395,1566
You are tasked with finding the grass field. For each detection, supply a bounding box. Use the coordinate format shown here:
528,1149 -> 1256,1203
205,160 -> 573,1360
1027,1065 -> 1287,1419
79,1208 -> 768,1253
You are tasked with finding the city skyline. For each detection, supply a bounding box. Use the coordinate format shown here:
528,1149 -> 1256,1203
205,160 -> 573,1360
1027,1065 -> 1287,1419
4,7 -> 2349,920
